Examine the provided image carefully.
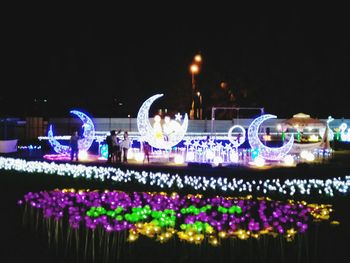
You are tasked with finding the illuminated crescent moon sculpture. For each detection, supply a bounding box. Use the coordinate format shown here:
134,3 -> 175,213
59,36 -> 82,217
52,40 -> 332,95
137,94 -> 188,149
48,110 -> 95,154
248,114 -> 294,160
227,125 -> 246,148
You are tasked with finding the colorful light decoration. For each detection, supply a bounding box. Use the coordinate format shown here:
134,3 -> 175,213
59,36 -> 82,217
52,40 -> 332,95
20,189 -> 335,246
137,94 -> 188,149
248,114 -> 294,161
227,125 -> 246,148
319,116 -> 335,141
48,110 -> 96,155
100,144 -> 108,159
1,157 -> 350,197
183,139 -> 247,164
17,145 -> 42,150
339,123 -> 350,142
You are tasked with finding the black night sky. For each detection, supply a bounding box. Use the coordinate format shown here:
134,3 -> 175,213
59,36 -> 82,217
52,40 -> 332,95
2,6 -> 349,119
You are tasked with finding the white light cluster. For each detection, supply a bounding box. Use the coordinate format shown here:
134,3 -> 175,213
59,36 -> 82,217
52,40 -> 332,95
183,139 -> 244,164
0,157 -> 350,197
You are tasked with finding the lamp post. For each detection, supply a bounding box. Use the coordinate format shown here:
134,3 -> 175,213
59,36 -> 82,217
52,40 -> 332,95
196,91 -> 202,120
128,114 -> 131,131
189,54 -> 202,120
190,64 -> 199,90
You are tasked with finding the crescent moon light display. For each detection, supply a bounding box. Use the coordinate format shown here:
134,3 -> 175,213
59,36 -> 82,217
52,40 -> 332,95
227,125 -> 246,148
248,114 -> 294,160
137,94 -> 188,149
48,110 -> 96,155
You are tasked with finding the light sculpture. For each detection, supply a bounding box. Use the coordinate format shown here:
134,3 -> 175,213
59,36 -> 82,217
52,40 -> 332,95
48,110 -> 95,154
1,157 -> 350,197
248,114 -> 294,160
339,123 -> 350,142
137,94 -> 188,149
227,125 -> 246,148
20,189 -> 335,247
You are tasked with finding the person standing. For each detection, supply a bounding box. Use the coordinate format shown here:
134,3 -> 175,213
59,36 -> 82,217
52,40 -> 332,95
115,137 -> 122,163
106,130 -> 115,163
121,131 -> 130,163
143,141 -> 151,163
70,131 -> 79,161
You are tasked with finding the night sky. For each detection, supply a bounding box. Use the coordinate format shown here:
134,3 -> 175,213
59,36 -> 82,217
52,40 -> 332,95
2,6 -> 349,119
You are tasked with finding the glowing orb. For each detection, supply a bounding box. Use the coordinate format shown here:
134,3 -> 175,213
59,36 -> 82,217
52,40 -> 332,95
135,152 -> 145,162
174,154 -> 184,164
213,156 -> 223,166
283,155 -> 294,165
78,150 -> 88,161
254,157 -> 265,167
127,149 -> 134,159
186,152 -> 195,162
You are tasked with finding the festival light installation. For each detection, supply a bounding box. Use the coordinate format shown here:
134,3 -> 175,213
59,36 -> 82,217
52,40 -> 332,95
48,110 -> 96,155
227,125 -> 246,148
248,114 -> 294,161
1,157 -> 350,197
339,123 -> 350,142
20,189 -> 335,246
137,94 -> 188,149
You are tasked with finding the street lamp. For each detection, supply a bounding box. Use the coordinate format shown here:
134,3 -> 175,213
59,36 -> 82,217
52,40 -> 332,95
194,54 -> 202,63
189,54 -> 202,120
190,64 -> 199,90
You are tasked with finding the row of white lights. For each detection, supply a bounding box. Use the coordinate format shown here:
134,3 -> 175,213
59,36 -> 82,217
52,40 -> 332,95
0,157 -> 349,197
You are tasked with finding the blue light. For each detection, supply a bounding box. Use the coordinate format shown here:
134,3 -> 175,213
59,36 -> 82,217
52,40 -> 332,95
100,144 -> 108,158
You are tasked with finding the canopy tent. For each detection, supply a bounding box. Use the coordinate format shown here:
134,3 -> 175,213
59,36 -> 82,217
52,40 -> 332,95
281,113 -> 326,131
282,113 -> 331,153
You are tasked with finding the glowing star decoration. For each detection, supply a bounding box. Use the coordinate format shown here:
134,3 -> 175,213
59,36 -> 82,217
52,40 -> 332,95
175,113 -> 182,121
137,94 -> 188,149
48,110 -> 96,155
227,125 -> 246,148
248,114 -> 294,161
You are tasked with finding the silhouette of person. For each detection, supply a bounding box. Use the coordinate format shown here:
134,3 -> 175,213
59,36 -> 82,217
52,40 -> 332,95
115,136 -> 122,163
70,131 -> 79,161
106,130 -> 115,163
143,141 -> 151,163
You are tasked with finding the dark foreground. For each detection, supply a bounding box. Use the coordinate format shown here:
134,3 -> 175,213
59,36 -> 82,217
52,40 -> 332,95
1,154 -> 350,263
